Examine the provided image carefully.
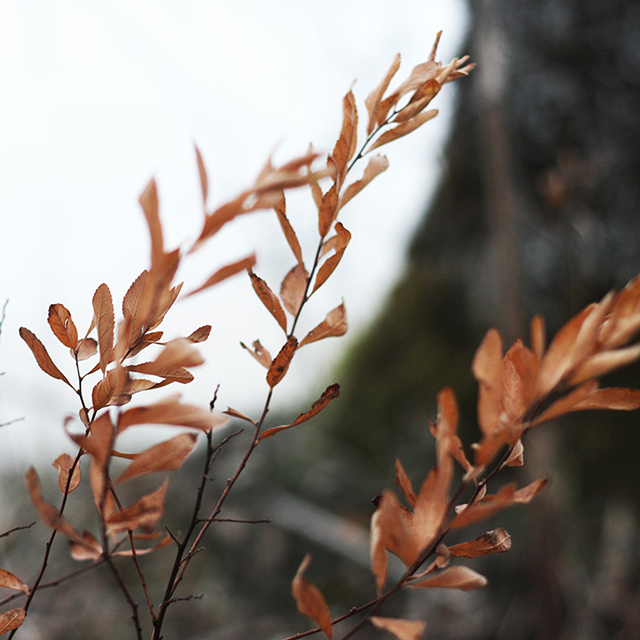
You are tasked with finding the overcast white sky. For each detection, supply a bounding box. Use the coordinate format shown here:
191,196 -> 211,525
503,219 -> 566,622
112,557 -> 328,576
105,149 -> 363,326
0,0 -> 469,466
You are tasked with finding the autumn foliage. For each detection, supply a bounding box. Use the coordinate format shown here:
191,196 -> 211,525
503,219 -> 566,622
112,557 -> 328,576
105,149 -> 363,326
3,31 -> 640,640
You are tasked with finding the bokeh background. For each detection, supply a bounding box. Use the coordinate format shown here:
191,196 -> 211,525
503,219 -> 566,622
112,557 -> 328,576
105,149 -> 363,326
2,1 -> 640,639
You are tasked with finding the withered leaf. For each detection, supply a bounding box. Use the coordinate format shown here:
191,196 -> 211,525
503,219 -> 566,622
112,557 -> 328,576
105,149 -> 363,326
186,255 -> 257,297
448,528 -> 512,558
195,145 -> 209,205
318,184 -> 339,239
299,302 -> 348,347
52,454 -> 81,493
122,271 -> 148,347
223,407 -> 256,424
75,337 -> 98,361
368,110 -> 438,153
280,263 -> 309,316
116,433 -> 198,484
340,155 -> 389,210
69,531 -> 102,562
48,303 -> 78,349
187,325 -> 212,343
267,336 -> 298,388
106,479 -> 168,534
569,344 -> 640,386
409,565 -> 487,591
0,608 -> 26,635
291,554 -> 333,639
393,79 -> 440,122
530,315 -> 546,362
92,284 -> 115,374
274,192 -> 304,266
331,89 -> 358,183
364,53 -> 401,135
0,569 -> 29,595
241,340 -> 272,368
249,270 -> 287,333
370,617 -> 426,640
139,179 -> 164,271
258,384 -> 340,441
312,223 -> 351,294
395,458 -> 417,508
111,532 -> 172,557
19,327 -> 73,388
117,394 -> 228,433
472,328 -> 503,436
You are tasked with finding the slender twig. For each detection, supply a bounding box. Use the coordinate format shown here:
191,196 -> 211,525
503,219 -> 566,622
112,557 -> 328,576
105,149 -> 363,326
0,522 -> 35,540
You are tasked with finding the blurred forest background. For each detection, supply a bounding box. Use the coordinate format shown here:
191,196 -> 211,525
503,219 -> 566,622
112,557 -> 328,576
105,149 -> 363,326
3,0 -> 640,638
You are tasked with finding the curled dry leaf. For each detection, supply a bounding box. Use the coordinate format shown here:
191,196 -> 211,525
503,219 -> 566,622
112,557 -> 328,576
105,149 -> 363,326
186,255 -> 257,298
340,155 -> 389,210
48,303 -> 78,349
195,145 -> 208,205
19,327 -> 73,388
267,336 -> 298,388
187,325 -> 212,343
318,184 -> 340,239
395,458 -> 417,508
330,89 -> 358,187
249,269 -> 288,333
448,528 -> 512,558
299,302 -> 348,347
312,224 -> 351,294
106,479 -> 168,534
274,193 -> 304,266
75,337 -> 98,361
52,454 -> 81,493
280,263 -> 309,316
367,110 -> 438,153
0,569 -> 29,595
258,384 -> 340,441
92,284 -> 115,374
69,531 -> 103,562
364,52 -> 401,135
241,340 -> 272,368
0,608 -> 26,635
409,565 -> 487,591
291,554 -> 333,639
116,432 -> 198,484
370,617 -> 426,640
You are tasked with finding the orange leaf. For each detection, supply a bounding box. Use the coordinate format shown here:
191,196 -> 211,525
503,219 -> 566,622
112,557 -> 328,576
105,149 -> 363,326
370,617 -> 426,640
569,344 -> 640,386
249,270 -> 287,333
318,184 -> 339,239
393,79 -> 441,122
106,479 -> 168,534
368,110 -> 438,152
291,554 -> 333,639
0,570 -> 28,595
139,178 -> 164,271
331,89 -> 358,183
258,384 -> 340,441
19,327 -> 73,388
364,53 -> 401,135
195,145 -> 209,205
395,458 -> 417,508
299,302 -> 348,347
530,315 -> 546,362
186,254 -> 257,297
52,454 -> 81,493
267,336 -> 298,388
312,224 -> 351,294
274,193 -> 304,266
340,155 -> 389,209
281,263 -> 309,316
48,303 -> 78,349
69,531 -> 103,562
472,328 -> 503,436
122,271 -> 148,348
116,433 -> 198,484
187,325 -> 212,343
448,529 -> 512,558
0,608 -> 26,635
241,340 -> 272,369
409,565 -> 487,591
75,337 -> 98,361
92,284 -> 115,374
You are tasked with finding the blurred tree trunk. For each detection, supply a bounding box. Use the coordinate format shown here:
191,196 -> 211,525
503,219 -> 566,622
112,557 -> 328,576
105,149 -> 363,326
330,0 -> 640,638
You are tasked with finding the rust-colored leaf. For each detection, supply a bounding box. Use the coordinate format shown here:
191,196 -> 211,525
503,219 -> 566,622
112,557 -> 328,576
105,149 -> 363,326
267,336 -> 298,388
318,184 -> 339,239
106,479 -> 168,534
291,554 -> 333,639
139,178 -> 164,270
472,328 -> 503,436
299,302 -> 348,347
0,570 -> 29,595
258,384 -> 340,441
448,529 -> 512,558
331,89 -> 358,182
223,407 -> 256,424
340,155 -> 389,209
274,192 -> 304,266
19,327 -> 73,388
312,223 -> 351,294
241,340 -> 272,368
0,608 -> 26,635
52,454 -> 81,493
122,271 -> 148,347
195,145 -> 209,205
48,303 -> 78,349
281,263 -> 309,316
530,314 -> 546,362
186,254 -> 257,297
75,337 -> 98,361
249,270 -> 287,333
364,53 -> 402,135
92,284 -> 115,374
409,565 -> 487,591
370,617 -> 426,640
569,344 -> 640,386
368,110 -> 438,152
69,531 -> 103,561
395,458 -> 417,508
116,433 -> 198,483
186,325 -> 212,343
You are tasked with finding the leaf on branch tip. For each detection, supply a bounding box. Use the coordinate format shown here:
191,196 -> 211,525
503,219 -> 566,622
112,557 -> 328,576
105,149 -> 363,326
448,529 -> 512,558
52,454 -> 81,493
299,302 -> 348,347
106,479 -> 168,534
370,617 -> 426,640
291,554 -> 333,639
92,284 -> 115,374
258,384 -> 340,441
19,327 -> 73,388
48,303 -> 78,349
241,340 -> 272,368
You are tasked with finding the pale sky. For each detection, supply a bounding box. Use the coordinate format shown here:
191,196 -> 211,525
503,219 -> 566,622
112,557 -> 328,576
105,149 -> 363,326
0,0 -> 469,466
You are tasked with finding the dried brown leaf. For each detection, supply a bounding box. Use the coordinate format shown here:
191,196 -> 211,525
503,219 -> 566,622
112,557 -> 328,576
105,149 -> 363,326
223,407 -> 256,424
241,340 -> 272,369
530,315 -> 546,362
364,53 -> 402,135
394,79 -> 440,122
370,617 -> 426,640
258,384 -> 340,441
0,608 -> 26,635
139,179 -> 164,271
92,284 -> 115,374
409,565 -> 487,591
299,302 -> 348,347
187,325 -> 212,343
75,337 -> 98,361
340,155 -> 389,209
19,327 -> 73,388
186,255 -> 257,297
116,433 -> 198,484
448,528 -> 512,558
195,145 -> 209,205
318,184 -> 339,239
281,263 -> 309,316
472,328 -> 503,436
395,458 -> 417,508
292,554 -> 333,639
106,479 -> 168,534
48,303 -> 78,349
368,110 -> 438,152
249,270 -> 287,333
52,454 -> 81,493
122,271 -> 148,347
312,224 -> 351,294
569,344 -> 640,386
69,530 -> 103,561
0,570 -> 29,595
267,336 -> 298,388
274,192 -> 304,266
331,89 -> 358,183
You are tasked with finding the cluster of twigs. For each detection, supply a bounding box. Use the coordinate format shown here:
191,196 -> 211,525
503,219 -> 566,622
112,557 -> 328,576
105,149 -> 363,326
3,29 -> 640,640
